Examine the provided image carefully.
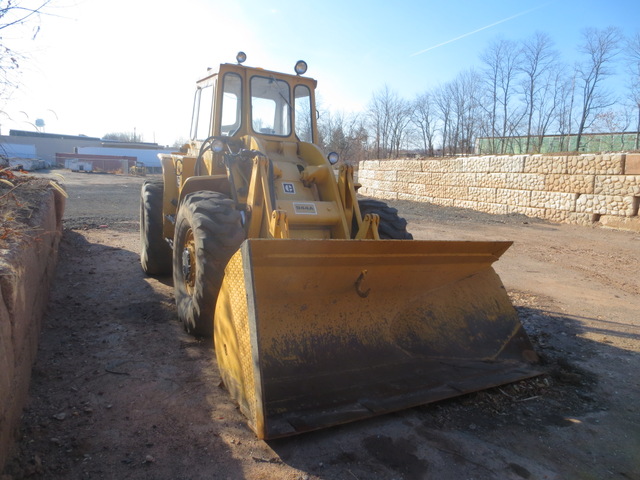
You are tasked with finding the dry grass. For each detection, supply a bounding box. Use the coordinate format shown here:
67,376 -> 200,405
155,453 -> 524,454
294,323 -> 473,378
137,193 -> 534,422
0,170 -> 66,248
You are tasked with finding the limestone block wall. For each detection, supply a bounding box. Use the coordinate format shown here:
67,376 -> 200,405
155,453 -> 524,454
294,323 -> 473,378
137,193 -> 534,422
0,188 -> 64,470
357,153 -> 640,229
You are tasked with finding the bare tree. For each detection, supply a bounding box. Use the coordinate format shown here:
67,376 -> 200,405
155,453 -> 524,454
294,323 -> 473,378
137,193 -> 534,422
411,92 -> 437,156
389,98 -> 413,158
433,84 -> 452,156
329,28 -> 637,159
367,85 -> 411,158
519,32 -> 557,152
554,67 -> 578,151
0,1 -> 51,96
480,38 -> 523,153
367,85 -> 391,159
626,31 -> 640,149
534,70 -> 568,152
447,80 -> 462,154
590,108 -> 631,150
103,131 -> 144,142
480,40 -> 501,153
318,110 -> 368,164
447,69 -> 482,155
590,109 -> 630,133
575,26 -> 622,151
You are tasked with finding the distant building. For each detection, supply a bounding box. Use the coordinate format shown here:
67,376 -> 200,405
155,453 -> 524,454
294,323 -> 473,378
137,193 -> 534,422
78,146 -> 171,169
1,143 -> 37,159
0,143 -> 46,170
0,129 -> 173,173
0,130 -> 103,165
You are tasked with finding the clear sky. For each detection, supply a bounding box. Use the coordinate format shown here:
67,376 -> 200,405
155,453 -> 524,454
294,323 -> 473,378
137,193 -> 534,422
1,0 -> 638,145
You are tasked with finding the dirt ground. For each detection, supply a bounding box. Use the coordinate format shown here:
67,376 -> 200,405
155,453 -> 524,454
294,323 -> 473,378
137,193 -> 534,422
2,171 -> 639,480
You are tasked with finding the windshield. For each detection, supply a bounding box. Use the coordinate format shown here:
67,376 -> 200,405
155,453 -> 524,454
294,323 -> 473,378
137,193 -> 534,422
251,76 -> 291,136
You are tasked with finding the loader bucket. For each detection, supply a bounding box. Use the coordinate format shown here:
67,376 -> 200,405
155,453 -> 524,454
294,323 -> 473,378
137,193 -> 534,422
214,239 -> 539,439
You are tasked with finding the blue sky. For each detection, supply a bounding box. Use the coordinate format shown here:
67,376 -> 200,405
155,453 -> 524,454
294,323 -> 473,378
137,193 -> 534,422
1,0 -> 638,145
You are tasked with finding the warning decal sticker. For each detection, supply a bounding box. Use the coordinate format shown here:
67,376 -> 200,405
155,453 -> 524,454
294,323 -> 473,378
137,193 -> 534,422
293,202 -> 318,215
282,182 -> 296,194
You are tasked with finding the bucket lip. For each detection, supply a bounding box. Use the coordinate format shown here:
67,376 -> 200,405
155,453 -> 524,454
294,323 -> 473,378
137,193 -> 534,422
245,237 -> 513,244
260,362 -> 543,439
241,238 -> 513,262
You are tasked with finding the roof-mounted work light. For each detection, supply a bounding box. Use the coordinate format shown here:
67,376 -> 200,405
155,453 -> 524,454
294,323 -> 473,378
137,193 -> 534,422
236,51 -> 247,64
294,60 -> 308,75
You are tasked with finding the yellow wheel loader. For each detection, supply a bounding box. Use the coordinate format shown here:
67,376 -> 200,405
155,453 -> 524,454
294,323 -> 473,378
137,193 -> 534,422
130,161 -> 146,176
139,53 -> 539,439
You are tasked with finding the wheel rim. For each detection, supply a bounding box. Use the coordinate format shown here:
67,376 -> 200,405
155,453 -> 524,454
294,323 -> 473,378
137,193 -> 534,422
181,228 -> 196,295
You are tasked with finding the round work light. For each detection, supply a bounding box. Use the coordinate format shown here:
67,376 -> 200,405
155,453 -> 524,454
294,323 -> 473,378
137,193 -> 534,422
294,60 -> 308,75
211,139 -> 226,153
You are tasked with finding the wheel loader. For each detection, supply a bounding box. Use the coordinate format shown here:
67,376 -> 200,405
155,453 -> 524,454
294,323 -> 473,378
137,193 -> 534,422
130,161 -> 146,176
140,52 -> 539,439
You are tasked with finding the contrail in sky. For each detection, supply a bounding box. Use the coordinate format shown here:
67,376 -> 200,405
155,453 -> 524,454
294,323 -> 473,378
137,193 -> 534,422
411,4 -> 549,57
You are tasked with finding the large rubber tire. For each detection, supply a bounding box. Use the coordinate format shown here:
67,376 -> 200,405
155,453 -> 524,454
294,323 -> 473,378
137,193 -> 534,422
173,191 -> 245,338
140,180 -> 172,275
357,199 -> 413,239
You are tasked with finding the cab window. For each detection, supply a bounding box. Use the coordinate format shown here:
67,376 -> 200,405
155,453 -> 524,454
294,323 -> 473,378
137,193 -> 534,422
220,73 -> 242,136
251,76 -> 291,136
190,84 -> 214,140
294,85 -> 313,143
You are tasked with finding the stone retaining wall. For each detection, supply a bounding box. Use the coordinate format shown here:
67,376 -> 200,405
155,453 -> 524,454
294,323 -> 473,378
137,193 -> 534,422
0,188 -> 64,470
357,153 -> 640,230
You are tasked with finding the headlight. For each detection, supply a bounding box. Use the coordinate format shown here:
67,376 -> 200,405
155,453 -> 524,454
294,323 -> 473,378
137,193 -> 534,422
211,139 -> 226,153
294,60 -> 308,75
328,152 -> 339,165
236,51 -> 247,64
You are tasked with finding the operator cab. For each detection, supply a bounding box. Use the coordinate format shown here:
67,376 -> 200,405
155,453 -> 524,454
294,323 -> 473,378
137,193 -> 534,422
190,53 -> 317,145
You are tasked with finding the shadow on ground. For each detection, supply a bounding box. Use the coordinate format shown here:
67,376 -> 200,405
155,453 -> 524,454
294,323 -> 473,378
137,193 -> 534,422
3,230 -> 245,479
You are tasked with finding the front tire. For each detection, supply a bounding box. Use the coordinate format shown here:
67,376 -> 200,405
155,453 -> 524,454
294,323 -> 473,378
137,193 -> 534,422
140,180 -> 172,275
173,191 -> 245,337
357,199 -> 413,239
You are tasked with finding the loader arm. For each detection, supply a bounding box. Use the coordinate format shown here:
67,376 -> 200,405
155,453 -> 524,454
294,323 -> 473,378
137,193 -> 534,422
337,164 -> 361,234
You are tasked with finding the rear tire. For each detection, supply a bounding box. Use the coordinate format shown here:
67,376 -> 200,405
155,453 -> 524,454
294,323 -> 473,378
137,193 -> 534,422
357,199 -> 413,239
173,191 -> 245,337
140,180 -> 172,275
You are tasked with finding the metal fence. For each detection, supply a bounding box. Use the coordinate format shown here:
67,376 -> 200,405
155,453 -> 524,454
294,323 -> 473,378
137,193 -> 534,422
475,132 -> 640,154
